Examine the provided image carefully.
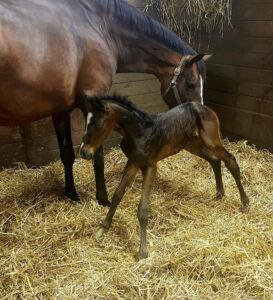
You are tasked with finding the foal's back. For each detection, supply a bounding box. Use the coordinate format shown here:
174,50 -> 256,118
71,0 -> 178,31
156,102 -> 223,162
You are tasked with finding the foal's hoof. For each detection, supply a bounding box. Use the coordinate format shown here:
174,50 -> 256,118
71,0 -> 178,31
136,250 -> 149,261
239,205 -> 250,213
216,190 -> 225,200
94,226 -> 107,241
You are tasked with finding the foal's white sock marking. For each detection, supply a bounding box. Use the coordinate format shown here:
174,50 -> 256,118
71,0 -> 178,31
85,112 -> 93,133
200,75 -> 204,105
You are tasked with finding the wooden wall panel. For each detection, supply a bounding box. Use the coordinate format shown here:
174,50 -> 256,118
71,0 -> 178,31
201,0 -> 273,152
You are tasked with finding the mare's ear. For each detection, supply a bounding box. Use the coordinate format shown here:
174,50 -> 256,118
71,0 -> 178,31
187,53 -> 214,66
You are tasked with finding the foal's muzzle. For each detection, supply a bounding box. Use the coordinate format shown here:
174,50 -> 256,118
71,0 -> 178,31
79,146 -> 94,162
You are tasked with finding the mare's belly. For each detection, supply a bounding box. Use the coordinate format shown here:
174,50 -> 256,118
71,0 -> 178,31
0,86 -> 75,126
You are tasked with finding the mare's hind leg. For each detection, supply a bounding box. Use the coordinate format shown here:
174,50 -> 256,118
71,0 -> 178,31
215,147 -> 250,212
53,113 -> 79,201
95,161 -> 138,238
93,146 -> 111,207
185,137 -> 225,199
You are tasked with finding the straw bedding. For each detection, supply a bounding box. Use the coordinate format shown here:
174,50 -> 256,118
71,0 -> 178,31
0,141 -> 272,299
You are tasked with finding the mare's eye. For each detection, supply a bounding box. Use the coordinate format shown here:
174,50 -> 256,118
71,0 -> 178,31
186,83 -> 195,90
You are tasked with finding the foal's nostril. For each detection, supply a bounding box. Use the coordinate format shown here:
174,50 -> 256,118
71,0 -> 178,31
85,151 -> 94,161
80,147 -> 94,161
80,149 -> 86,160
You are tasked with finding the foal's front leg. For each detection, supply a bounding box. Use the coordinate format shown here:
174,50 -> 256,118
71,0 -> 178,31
93,146 -> 111,207
95,161 -> 138,238
137,165 -> 157,260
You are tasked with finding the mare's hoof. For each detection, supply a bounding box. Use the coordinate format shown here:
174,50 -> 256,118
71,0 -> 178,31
94,226 -> 107,241
136,250 -> 149,261
97,199 -> 111,207
216,190 -> 225,200
239,205 -> 250,213
97,192 -> 111,207
64,190 -> 80,202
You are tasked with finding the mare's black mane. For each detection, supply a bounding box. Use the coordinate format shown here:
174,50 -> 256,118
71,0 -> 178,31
101,0 -> 195,54
79,0 -> 205,75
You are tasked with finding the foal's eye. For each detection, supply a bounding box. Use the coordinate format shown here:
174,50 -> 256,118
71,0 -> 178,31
186,83 -> 196,90
94,119 -> 104,129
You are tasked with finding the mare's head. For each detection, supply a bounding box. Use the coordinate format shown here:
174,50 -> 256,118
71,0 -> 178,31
79,98 -> 116,160
161,53 -> 212,107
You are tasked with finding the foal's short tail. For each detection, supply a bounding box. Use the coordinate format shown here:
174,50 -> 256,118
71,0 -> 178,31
192,103 -> 223,150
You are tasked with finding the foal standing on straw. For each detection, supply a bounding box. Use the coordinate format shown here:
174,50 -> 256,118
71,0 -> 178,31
80,95 -> 250,260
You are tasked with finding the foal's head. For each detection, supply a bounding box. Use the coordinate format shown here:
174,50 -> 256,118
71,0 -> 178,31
161,53 -> 213,107
79,99 -> 116,160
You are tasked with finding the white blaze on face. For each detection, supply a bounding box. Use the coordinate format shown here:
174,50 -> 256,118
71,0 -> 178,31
200,75 -> 204,105
79,142 -> 84,154
85,112 -> 93,133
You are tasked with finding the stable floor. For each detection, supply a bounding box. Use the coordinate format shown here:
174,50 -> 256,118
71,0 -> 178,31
0,141 -> 272,299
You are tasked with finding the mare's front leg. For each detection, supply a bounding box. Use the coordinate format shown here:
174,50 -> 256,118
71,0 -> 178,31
137,165 -> 157,260
52,112 -> 79,201
185,136 -> 225,199
95,161 -> 139,238
79,89 -> 110,206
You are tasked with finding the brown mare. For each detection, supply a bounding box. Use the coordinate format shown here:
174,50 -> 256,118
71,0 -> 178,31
79,95 -> 250,259
0,0 -> 213,206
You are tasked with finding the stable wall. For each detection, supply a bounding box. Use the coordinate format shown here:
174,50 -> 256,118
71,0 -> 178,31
202,0 -> 273,151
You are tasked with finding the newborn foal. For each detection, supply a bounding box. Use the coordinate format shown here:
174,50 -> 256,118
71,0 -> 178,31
80,95 -> 250,259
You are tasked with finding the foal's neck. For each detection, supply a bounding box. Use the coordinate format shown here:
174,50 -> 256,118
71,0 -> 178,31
114,105 -> 154,141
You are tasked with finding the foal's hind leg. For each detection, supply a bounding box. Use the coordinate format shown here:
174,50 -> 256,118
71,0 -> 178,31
95,161 -> 138,238
198,121 -> 249,212
185,137 -> 225,199
215,147 -> 250,212
53,113 -> 79,202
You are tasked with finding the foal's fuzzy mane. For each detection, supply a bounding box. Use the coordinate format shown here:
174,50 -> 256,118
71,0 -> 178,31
88,94 -> 153,120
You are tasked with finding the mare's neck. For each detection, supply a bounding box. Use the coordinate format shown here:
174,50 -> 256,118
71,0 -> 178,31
115,32 -> 182,81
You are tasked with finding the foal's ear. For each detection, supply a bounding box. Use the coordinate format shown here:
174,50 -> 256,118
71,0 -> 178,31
187,53 -> 214,66
84,96 -> 106,113
202,54 -> 214,62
